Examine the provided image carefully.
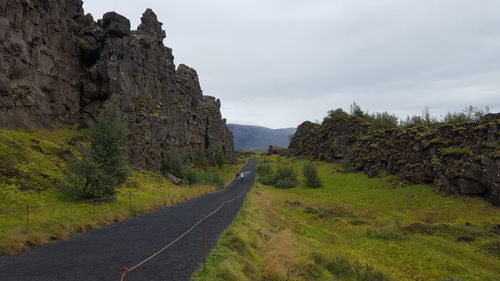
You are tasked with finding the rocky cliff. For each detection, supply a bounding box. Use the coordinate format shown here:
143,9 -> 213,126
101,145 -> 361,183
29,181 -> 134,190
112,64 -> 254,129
289,112 -> 500,205
289,109 -> 369,161
0,0 -> 233,169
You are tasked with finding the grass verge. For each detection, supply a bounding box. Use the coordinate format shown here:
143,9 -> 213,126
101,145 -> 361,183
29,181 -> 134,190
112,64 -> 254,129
192,155 -> 500,281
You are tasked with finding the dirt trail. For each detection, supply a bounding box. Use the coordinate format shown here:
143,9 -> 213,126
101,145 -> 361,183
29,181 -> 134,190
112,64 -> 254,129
0,159 -> 256,281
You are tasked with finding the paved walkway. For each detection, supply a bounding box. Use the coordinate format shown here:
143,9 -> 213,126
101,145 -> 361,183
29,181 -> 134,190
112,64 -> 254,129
0,159 -> 256,281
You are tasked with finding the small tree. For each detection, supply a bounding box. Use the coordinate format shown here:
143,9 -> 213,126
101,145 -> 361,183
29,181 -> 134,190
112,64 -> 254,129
215,146 -> 225,167
369,112 -> 399,130
161,151 -> 184,177
349,102 -> 366,118
340,154 -> 353,172
443,105 -> 490,124
324,108 -> 349,123
303,162 -> 322,188
180,167 -> 198,185
65,97 -> 129,201
194,147 -> 209,169
421,106 -> 438,127
257,164 -> 275,185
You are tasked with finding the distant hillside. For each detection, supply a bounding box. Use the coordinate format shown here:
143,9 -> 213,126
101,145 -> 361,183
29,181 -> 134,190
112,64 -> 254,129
228,124 -> 296,150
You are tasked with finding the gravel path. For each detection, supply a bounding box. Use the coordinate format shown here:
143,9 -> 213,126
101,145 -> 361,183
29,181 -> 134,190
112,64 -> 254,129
0,159 -> 256,281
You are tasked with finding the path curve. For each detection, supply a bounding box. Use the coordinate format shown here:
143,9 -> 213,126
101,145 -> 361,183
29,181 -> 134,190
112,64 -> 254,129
0,159 -> 256,281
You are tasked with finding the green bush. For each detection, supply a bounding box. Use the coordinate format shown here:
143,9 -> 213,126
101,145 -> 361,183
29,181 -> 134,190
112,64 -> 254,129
215,146 -> 225,167
257,164 -> 276,185
180,167 -> 224,189
256,164 -> 272,176
64,98 -> 129,201
368,112 -> 399,130
340,155 -> 353,172
303,162 -> 322,188
366,228 -> 405,241
199,172 -> 224,189
181,167 -> 198,185
161,151 -> 184,177
443,106 -> 489,124
259,174 -> 276,185
194,148 -> 209,169
275,178 -> 298,188
274,166 -> 298,188
257,165 -> 297,188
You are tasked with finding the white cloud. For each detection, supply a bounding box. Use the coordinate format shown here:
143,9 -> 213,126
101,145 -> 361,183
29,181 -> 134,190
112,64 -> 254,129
83,0 -> 500,128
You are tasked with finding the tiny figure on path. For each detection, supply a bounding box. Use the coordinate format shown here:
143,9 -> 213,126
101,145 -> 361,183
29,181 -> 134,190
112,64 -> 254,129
240,172 -> 244,181
236,172 -> 240,181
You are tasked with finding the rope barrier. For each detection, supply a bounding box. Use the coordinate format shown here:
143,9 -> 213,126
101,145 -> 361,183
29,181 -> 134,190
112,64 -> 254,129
0,197 -> 97,213
119,180 -> 251,281
0,186 -> 175,213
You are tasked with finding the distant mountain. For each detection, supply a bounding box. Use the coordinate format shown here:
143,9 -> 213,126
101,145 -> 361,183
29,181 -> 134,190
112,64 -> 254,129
228,124 -> 296,150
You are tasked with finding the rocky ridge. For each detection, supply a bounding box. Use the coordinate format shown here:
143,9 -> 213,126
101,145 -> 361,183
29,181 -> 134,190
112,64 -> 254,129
0,0 -> 233,169
289,112 -> 500,205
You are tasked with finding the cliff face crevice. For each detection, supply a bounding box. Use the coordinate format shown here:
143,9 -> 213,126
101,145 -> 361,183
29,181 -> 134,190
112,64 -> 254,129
0,1 -> 233,169
289,113 -> 500,205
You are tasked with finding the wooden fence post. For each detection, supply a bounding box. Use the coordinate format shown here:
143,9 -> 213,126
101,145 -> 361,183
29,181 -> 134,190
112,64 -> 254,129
26,205 -> 30,233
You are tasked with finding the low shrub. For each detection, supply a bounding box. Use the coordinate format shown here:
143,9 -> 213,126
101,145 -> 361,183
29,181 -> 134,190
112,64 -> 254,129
257,164 -> 277,185
274,166 -> 297,188
259,174 -> 276,185
215,146 -> 225,167
340,155 -> 353,172
366,228 -> 405,241
303,162 -> 321,188
479,241 -> 500,258
160,151 -> 184,177
194,148 -> 209,169
180,167 -> 224,189
311,252 -> 388,281
199,172 -> 224,189
275,178 -> 298,189
181,167 -> 198,185
257,164 -> 297,188
256,164 -> 272,176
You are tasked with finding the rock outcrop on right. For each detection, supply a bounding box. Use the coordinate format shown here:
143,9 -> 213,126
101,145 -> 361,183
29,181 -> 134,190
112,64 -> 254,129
289,112 -> 500,205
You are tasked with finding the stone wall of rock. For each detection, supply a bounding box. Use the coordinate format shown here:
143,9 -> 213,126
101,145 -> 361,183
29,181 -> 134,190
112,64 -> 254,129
289,113 -> 500,205
289,110 -> 370,161
0,1 -> 233,169
0,0 -> 84,128
266,145 -> 288,156
351,126 -> 435,182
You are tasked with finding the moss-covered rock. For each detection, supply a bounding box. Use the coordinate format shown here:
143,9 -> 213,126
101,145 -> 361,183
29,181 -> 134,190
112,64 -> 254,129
289,113 -> 500,205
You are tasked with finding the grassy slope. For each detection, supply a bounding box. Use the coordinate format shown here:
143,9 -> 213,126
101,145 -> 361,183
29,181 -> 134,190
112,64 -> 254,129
192,155 -> 500,281
0,128 -> 243,255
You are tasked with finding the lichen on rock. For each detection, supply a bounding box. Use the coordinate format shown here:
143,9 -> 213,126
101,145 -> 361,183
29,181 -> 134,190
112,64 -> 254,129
289,113 -> 500,205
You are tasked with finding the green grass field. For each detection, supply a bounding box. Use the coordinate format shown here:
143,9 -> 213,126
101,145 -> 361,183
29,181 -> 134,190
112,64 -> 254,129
0,128 -> 243,256
192,155 -> 500,281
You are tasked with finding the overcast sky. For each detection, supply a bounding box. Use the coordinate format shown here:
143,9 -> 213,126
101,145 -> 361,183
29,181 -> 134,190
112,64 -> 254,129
83,0 -> 500,129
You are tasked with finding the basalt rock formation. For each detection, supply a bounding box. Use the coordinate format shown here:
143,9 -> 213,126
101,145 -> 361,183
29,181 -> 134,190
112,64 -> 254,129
0,0 -> 233,169
289,112 -> 500,205
266,145 -> 288,156
289,110 -> 369,161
